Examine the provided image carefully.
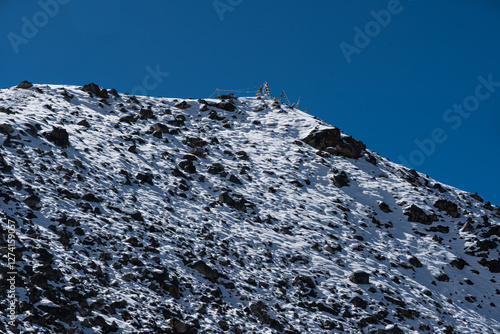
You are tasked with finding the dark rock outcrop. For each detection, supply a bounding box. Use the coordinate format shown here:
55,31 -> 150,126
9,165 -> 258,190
17,80 -> 33,89
45,127 -> 70,148
332,171 -> 350,188
404,205 -> 438,225
349,271 -> 370,284
433,199 -> 460,218
302,127 -> 366,158
190,260 -> 220,282
175,101 -> 191,109
82,83 -> 109,98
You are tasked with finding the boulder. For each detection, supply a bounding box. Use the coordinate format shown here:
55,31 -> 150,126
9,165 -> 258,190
404,204 -> 438,225
175,101 -> 191,109
332,171 -> 350,188
351,296 -> 368,309
207,163 -> 225,174
433,199 -> 460,218
45,127 -> 70,148
0,124 -> 14,134
191,260 -> 220,282
24,195 -> 41,209
17,80 -> 33,89
302,127 -> 366,159
81,83 -> 101,96
216,101 -> 236,112
349,271 -> 370,284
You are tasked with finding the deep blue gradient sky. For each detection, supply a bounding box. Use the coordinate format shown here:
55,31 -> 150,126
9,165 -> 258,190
1,0 -> 500,205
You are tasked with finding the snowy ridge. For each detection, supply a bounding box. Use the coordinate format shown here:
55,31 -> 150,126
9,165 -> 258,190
0,83 -> 499,334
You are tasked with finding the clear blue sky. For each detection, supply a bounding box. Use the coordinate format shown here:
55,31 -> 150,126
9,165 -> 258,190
1,0 -> 500,205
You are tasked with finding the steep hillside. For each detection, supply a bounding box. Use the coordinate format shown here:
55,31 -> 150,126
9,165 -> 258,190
0,82 -> 499,334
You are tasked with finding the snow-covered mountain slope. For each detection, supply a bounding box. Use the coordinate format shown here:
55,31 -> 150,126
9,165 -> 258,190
0,82 -> 499,334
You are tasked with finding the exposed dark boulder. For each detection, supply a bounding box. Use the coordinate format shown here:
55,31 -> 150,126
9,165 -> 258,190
228,174 -> 242,184
207,163 -> 225,174
249,301 -> 270,324
0,107 -> 14,114
38,304 -> 77,323
408,256 -> 423,268
435,273 -> 450,282
349,271 -> 370,284
136,172 -> 154,185
482,225 -> 500,238
77,119 -> 90,127
0,123 -> 14,134
218,192 -> 235,207
293,275 -> 316,289
17,80 -> 34,89
172,167 -> 188,179
179,160 -> 196,174
125,212 -> 142,221
379,202 -> 392,213
351,296 -> 368,309
216,101 -> 236,112
216,93 -> 235,99
119,115 -> 139,123
478,259 -> 500,273
170,318 -> 194,333
426,225 -> 450,234
218,192 -> 251,212
98,89 -> 109,99
168,115 -> 186,127
139,108 -> 155,119
208,110 -> 225,120
0,153 -> 12,173
81,83 -> 101,96
154,123 -> 169,133
45,127 -> 70,148
450,258 -> 469,270
82,193 -> 102,203
191,260 -> 220,282
24,195 -> 41,209
109,88 -> 120,97
332,171 -> 350,188
185,137 -> 207,148
189,148 -> 206,158
433,199 -> 460,218
175,101 -> 191,109
302,127 -> 366,159
404,204 -> 438,225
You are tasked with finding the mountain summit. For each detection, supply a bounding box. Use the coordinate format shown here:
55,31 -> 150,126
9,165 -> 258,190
0,83 -> 499,333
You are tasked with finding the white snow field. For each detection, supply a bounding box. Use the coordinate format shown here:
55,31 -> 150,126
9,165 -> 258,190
0,82 -> 499,333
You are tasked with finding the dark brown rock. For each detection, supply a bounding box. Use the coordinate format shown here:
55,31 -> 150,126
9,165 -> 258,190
349,271 -> 370,284
45,127 -> 70,148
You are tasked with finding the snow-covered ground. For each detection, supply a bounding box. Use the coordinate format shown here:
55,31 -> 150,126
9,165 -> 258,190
0,83 -> 499,333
